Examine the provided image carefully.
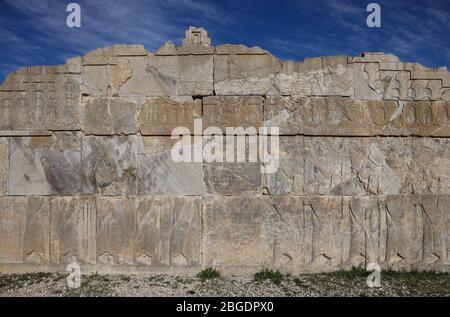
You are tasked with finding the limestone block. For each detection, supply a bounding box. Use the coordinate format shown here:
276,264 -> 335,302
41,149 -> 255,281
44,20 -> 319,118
353,62 -> 443,101
8,133 -> 82,196
177,55 -> 213,95
135,197 -> 201,266
264,96 -> 372,135
203,96 -> 263,133
82,65 -> 109,96
203,196 -> 365,272
214,54 -> 281,95
265,97 -> 450,137
108,58 -> 132,93
82,97 -> 138,135
265,136 -> 450,196
82,136 -> 138,195
66,56 -> 82,74
139,97 -> 202,135
202,134 -> 263,195
83,45 -> 148,58
118,55 -> 177,96
0,197 -> 49,264
273,58 -> 353,97
50,197 -> 97,264
108,44 -> 148,56
137,137 -> 206,195
348,52 -> 400,63
96,197 -> 136,265
177,45 -> 215,55
0,138 -> 7,195
215,44 -> 268,55
0,74 -> 81,131
349,195 -> 450,271
411,138 -> 450,194
155,41 -> 177,56
370,101 -> 450,136
203,162 -> 262,195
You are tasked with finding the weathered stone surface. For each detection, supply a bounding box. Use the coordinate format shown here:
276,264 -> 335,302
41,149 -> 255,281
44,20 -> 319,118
348,52 -> 400,64
82,65 -> 109,96
0,197 -> 49,264
265,97 -> 450,137
177,45 -> 215,55
177,55 -> 214,95
214,54 -> 281,95
8,133 -> 82,196
203,96 -> 263,133
117,54 -> 213,96
83,97 -> 138,135
117,55 -> 178,96
155,41 -> 177,56
139,97 -> 202,135
203,196 -> 365,272
0,74 -> 81,131
0,138 -> 7,195
370,100 -> 450,136
265,137 -> 450,196
353,62 -> 444,101
135,197 -> 201,266
348,195 -> 450,271
204,162 -> 262,195
216,44 -> 268,55
82,136 -> 138,195
265,96 -> 372,135
273,57 -> 353,97
50,197 -> 97,264
137,137 -> 206,195
96,197 -> 136,265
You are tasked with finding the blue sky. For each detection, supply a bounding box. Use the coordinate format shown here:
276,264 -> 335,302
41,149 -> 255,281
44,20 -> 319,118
0,0 -> 449,82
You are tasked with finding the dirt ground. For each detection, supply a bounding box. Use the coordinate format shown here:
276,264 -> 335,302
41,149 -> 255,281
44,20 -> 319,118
0,269 -> 449,297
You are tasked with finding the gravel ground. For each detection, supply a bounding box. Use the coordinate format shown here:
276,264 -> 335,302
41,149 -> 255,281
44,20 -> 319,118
0,270 -> 449,297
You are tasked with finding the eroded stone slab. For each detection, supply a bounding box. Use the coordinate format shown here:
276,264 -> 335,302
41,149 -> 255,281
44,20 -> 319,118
265,137 -> 450,196
8,133 -> 82,196
203,196 -> 365,272
82,136 -> 138,195
50,197 -> 97,265
353,62 -> 444,101
118,55 -> 178,96
137,137 -> 206,195
0,197 -> 49,264
83,97 -> 138,135
273,57 -> 353,97
0,138 -> 7,195
214,54 -> 281,95
0,74 -> 81,131
96,197 -> 136,265
177,55 -> 214,96
135,197 -> 201,266
139,97 -> 202,135
203,96 -> 263,133
348,195 -> 450,271
265,96 -> 372,135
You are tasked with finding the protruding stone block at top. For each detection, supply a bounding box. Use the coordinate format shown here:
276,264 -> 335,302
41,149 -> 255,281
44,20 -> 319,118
182,27 -> 212,47
178,26 -> 214,55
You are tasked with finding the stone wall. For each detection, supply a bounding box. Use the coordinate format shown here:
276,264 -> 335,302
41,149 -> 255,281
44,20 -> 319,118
1,27 -> 449,274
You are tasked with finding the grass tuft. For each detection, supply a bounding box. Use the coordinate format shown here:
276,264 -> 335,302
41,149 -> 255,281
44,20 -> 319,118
197,268 -> 221,282
254,269 -> 285,285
